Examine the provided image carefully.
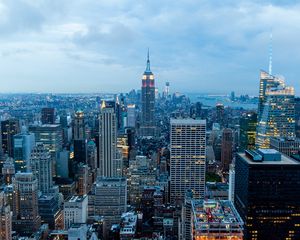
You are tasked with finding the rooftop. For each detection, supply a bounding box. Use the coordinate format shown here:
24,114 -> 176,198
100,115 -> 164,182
170,118 -> 206,125
192,199 -> 243,234
239,151 -> 299,165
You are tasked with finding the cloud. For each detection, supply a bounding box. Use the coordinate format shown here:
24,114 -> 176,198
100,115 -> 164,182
0,0 -> 299,95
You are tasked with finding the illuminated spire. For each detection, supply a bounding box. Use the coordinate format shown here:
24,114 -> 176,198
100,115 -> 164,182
145,48 -> 151,73
269,31 -> 273,75
101,100 -> 106,110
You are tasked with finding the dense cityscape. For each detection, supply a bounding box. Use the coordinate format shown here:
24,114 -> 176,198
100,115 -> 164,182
1,1 -> 300,240
0,50 -> 299,240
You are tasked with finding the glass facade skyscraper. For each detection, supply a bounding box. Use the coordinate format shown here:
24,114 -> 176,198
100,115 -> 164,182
256,72 -> 295,148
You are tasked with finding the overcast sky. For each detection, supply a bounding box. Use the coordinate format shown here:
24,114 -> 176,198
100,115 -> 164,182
0,0 -> 299,95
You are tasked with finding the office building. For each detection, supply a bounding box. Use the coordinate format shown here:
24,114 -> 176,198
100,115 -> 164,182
29,124 -> 63,175
127,104 -> 136,128
239,112 -> 257,151
87,140 -> 97,169
2,157 -> 15,184
12,172 -> 41,236
1,118 -> 20,158
235,149 -> 300,239
64,195 -> 88,229
295,97 -> 300,137
13,130 -> 35,172
38,194 -> 61,230
216,103 -> 225,127
270,137 -> 300,156
0,191 -> 12,240
191,199 -> 244,239
140,51 -> 156,137
41,107 -> 55,124
256,72 -> 295,148
30,144 -> 53,194
221,128 -> 233,173
73,110 -> 87,166
93,177 -> 127,230
170,119 -> 206,203
98,101 -> 120,177
56,149 -> 70,178
258,70 -> 281,121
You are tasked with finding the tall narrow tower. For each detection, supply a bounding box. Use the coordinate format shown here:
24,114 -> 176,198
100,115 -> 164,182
140,50 -> 156,137
98,101 -> 121,177
170,119 -> 206,203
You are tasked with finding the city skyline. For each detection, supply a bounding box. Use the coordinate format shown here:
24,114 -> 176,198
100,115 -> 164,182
0,1 -> 300,95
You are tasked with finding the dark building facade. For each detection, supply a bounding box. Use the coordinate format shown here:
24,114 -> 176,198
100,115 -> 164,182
140,51 -> 156,137
1,119 -> 20,158
221,128 -> 233,173
239,112 -> 257,151
235,149 -> 300,240
41,108 -> 55,124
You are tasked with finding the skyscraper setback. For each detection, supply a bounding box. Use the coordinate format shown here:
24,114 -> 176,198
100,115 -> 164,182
140,51 -> 156,137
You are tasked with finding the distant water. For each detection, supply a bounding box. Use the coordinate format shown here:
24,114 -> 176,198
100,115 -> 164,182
187,94 -> 258,110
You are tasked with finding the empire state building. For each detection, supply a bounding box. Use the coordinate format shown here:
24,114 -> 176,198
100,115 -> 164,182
140,50 -> 156,137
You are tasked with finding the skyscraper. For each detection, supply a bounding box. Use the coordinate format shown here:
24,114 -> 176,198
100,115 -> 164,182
30,144 -> 53,194
256,73 -> 295,148
127,104 -> 136,128
93,177 -> 127,231
73,110 -> 86,140
13,129 -> 35,172
257,70 -> 281,121
12,172 -> 41,236
0,191 -> 12,240
170,119 -> 206,203
235,149 -> 300,240
41,107 -> 55,125
98,101 -> 120,177
221,128 -> 233,173
239,112 -> 257,151
140,50 -> 156,137
1,119 -> 20,158
73,110 -> 87,165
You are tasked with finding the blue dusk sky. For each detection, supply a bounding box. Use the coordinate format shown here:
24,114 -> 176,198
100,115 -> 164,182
0,0 -> 299,95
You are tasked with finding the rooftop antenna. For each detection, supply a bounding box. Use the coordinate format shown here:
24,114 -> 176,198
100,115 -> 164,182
268,31 -> 273,75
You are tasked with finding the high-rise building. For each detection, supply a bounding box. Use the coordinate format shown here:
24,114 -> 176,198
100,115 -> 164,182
0,191 -> 12,240
64,195 -> 88,229
1,119 -> 20,158
2,157 -> 15,185
41,107 -> 55,124
29,124 -> 63,175
87,140 -> 97,169
221,128 -> 233,173
216,103 -> 225,127
140,51 -> 156,137
98,101 -> 120,177
256,73 -> 295,148
73,110 -> 86,140
235,149 -> 300,239
239,112 -> 257,151
270,137 -> 300,156
13,130 -> 35,172
295,97 -> 300,138
170,119 -> 206,203
12,172 -> 41,236
258,70 -> 281,121
92,177 -> 127,231
30,144 -> 53,194
163,82 -> 170,98
127,104 -> 136,128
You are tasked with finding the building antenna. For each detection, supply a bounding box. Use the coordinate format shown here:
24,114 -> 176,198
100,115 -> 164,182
269,31 -> 273,75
